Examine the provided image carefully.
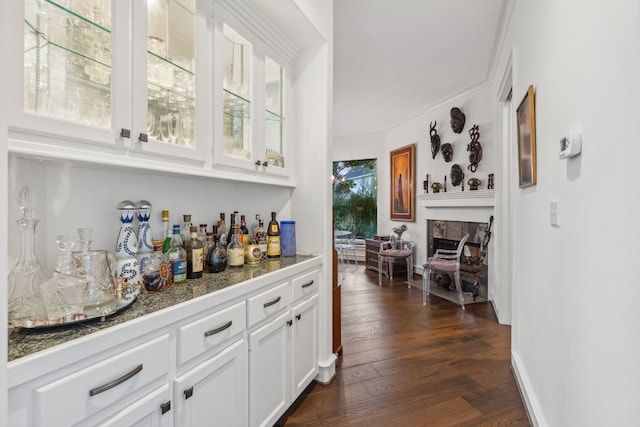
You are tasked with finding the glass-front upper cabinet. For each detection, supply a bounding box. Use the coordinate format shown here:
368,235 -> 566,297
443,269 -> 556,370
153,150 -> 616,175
264,55 -> 285,170
213,6 -> 292,178
222,24 -> 252,162
8,0 -> 123,149
130,0 -> 209,164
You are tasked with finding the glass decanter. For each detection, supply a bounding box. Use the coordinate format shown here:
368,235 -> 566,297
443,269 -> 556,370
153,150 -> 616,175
8,186 -> 50,323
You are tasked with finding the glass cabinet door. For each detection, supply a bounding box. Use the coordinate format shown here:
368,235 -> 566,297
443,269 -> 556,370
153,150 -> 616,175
222,24 -> 252,161
264,55 -> 285,169
24,0 -> 112,128
146,0 -> 196,147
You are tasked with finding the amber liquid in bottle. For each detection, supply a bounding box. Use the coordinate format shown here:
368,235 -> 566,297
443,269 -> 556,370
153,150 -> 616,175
267,211 -> 281,258
185,226 -> 203,279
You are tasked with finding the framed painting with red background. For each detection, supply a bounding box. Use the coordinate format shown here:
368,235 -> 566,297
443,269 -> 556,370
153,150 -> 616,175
390,144 -> 415,221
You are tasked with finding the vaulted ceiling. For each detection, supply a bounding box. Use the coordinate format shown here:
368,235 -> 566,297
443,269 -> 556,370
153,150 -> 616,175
333,0 -> 509,139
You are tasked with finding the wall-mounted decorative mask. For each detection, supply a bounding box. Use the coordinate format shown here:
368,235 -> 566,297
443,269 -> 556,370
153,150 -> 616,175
441,143 -> 453,162
450,107 -> 466,134
467,124 -> 483,172
429,121 -> 441,159
450,164 -> 464,186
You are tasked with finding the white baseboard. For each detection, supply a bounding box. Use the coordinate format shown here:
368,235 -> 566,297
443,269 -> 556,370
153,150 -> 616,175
316,353 -> 337,384
512,350 -> 545,427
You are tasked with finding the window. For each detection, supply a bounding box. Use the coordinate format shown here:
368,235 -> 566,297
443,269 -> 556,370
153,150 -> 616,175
333,159 -> 377,238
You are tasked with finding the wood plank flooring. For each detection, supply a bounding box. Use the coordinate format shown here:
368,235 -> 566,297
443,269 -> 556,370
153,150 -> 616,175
279,266 -> 530,426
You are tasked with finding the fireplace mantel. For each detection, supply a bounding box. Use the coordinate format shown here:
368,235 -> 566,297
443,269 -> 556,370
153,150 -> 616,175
417,190 -> 495,208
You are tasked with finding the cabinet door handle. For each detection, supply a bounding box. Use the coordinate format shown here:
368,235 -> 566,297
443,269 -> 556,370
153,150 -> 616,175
139,133 -> 148,142
296,313 -> 301,321
301,280 -> 314,288
255,160 -> 262,166
184,387 -> 194,400
287,319 -> 293,326
263,296 -> 281,308
120,128 -> 131,138
161,400 -> 171,415
89,364 -> 143,396
204,320 -> 233,337
263,161 -> 269,167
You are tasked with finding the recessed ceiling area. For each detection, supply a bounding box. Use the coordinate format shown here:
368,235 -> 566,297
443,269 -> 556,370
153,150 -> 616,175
333,0 -> 507,139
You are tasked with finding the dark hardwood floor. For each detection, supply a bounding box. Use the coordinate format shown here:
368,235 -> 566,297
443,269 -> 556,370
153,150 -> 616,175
281,266 -> 530,426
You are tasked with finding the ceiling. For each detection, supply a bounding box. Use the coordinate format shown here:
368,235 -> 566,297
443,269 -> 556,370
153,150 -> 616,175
333,0 -> 509,139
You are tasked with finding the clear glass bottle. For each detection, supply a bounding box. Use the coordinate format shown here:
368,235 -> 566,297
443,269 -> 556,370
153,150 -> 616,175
218,213 -> 228,248
206,225 -> 227,273
267,211 -> 281,258
162,210 -> 172,253
227,215 -> 244,268
180,214 -> 192,247
143,240 -> 172,292
197,224 -> 208,246
8,186 -> 49,323
167,225 -> 187,284
185,226 -> 204,279
202,232 -> 214,273
252,214 -> 261,237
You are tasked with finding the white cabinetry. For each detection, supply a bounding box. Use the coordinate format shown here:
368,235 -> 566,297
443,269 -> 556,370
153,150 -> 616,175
7,260 -> 323,427
248,269 -> 320,427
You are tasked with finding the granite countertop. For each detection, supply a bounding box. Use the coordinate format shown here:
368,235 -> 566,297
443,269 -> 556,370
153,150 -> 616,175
8,255 -> 317,362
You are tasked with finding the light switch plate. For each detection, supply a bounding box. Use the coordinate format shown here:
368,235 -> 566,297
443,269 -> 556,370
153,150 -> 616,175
550,201 -> 559,227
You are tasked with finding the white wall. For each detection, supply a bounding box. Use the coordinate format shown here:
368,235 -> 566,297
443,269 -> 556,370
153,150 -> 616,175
493,0 -> 640,425
383,84 -> 496,271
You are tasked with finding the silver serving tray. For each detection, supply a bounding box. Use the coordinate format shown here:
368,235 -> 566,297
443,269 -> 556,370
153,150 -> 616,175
8,291 -> 139,329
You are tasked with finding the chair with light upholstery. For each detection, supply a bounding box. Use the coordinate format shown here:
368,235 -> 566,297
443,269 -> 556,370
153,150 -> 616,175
422,234 -> 469,309
378,240 -> 414,288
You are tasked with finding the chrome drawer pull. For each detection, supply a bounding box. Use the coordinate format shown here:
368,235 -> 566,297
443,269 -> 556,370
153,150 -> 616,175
89,364 -> 143,396
204,320 -> 233,337
301,280 -> 314,288
263,296 -> 281,308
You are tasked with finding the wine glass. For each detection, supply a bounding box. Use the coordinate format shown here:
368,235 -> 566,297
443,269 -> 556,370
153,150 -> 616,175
180,113 -> 194,147
147,110 -> 156,137
159,114 -> 170,142
168,112 -> 179,143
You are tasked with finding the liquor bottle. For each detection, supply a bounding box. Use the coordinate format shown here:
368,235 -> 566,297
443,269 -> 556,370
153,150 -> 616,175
255,219 -> 268,258
185,226 -> 204,279
180,214 -> 192,246
267,211 -> 281,258
198,224 -> 208,246
227,214 -> 244,268
218,213 -> 228,248
206,224 -> 227,273
240,214 -> 250,248
252,214 -> 261,236
202,232 -> 214,273
143,240 -> 172,291
162,210 -> 172,253
167,225 -> 187,284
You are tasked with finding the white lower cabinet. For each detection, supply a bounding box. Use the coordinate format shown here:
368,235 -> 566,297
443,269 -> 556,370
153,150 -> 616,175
174,338 -> 248,426
97,384 -> 172,427
248,271 -> 320,427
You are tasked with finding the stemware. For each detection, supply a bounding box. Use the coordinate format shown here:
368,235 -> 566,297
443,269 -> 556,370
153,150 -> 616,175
159,114 -> 170,141
168,112 -> 179,143
180,113 -> 194,147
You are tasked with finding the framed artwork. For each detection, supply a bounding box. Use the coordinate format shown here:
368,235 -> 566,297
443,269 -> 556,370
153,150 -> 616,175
390,144 -> 415,221
516,85 -> 537,188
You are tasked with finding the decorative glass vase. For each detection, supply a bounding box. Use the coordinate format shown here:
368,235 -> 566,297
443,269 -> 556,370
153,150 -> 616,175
8,186 -> 50,323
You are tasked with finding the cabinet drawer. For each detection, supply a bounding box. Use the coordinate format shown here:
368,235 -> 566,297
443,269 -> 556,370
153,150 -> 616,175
247,282 -> 290,327
34,334 -> 170,427
292,269 -> 319,302
178,301 -> 246,366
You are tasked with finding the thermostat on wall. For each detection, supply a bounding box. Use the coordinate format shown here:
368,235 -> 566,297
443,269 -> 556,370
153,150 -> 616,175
559,131 -> 582,159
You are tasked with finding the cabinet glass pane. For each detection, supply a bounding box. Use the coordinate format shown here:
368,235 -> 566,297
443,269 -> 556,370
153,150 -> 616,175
147,0 -> 195,147
223,24 -> 252,160
24,0 -> 112,128
265,56 -> 284,168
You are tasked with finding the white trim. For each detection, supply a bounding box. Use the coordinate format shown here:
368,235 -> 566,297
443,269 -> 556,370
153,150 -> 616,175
418,190 -> 495,208
512,351 -> 545,427
315,353 -> 337,384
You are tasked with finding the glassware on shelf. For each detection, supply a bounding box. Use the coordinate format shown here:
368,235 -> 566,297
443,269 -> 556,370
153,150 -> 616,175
8,186 -> 50,323
73,249 -> 117,314
168,112 -> 179,143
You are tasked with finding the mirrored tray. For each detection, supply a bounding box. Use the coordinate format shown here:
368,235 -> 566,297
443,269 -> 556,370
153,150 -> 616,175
8,290 -> 140,329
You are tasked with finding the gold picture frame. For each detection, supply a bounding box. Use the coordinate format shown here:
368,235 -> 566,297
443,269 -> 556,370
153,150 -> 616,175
390,144 -> 415,221
517,85 -> 537,188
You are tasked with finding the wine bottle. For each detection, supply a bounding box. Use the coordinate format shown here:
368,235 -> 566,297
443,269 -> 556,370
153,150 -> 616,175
240,214 -> 250,248
267,211 -> 281,258
206,225 -> 227,273
227,214 -> 245,268
185,226 -> 203,279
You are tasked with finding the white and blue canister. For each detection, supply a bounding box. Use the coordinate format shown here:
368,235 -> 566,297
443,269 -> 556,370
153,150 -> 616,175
280,220 -> 296,257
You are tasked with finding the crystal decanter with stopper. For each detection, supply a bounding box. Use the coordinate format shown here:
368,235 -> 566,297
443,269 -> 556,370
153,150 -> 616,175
8,185 -> 50,323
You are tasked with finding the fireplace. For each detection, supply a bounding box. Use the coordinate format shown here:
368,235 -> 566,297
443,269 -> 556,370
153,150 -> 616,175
427,220 -> 489,300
